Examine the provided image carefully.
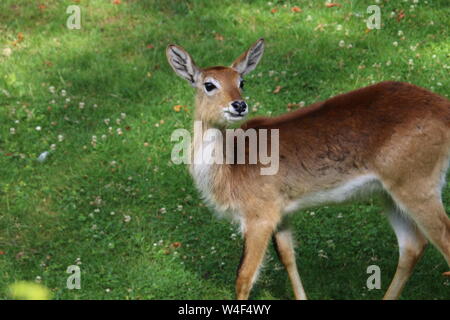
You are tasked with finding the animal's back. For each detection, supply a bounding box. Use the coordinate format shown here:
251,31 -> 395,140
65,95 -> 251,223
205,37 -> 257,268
243,81 -> 450,163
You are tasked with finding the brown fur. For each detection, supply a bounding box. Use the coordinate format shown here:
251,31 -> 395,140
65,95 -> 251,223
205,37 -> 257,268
166,40 -> 450,300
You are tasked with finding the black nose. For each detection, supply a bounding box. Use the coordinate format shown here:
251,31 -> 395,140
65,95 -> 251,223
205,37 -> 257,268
231,101 -> 247,113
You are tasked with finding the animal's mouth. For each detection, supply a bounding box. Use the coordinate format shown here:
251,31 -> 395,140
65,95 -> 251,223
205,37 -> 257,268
223,110 -> 247,122
225,111 -> 244,118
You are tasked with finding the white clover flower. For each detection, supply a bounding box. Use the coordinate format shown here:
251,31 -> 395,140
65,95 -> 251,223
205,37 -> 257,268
58,134 -> 64,142
338,40 -> 345,47
49,86 -> 56,94
123,215 -> 131,223
318,249 -> 328,259
50,144 -> 56,151
2,47 -> 12,57
393,41 -> 398,47
120,113 -> 126,119
36,126 -> 42,131
61,90 -> 66,97
336,24 -> 343,31
79,102 -> 85,109
10,128 -> 16,134
398,30 -> 404,36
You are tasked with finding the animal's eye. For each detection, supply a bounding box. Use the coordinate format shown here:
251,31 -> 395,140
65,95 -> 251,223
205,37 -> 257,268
204,82 -> 217,92
239,80 -> 245,89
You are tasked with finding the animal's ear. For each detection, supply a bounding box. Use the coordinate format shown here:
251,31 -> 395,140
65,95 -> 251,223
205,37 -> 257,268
231,38 -> 265,76
166,44 -> 201,86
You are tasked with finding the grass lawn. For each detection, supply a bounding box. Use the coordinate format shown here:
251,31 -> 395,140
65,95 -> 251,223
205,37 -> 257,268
0,0 -> 449,299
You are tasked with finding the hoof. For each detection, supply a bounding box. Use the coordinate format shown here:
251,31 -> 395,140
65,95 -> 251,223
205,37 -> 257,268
442,271 -> 450,277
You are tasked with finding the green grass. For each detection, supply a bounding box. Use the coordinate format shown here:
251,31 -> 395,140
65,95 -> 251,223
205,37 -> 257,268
0,0 -> 449,299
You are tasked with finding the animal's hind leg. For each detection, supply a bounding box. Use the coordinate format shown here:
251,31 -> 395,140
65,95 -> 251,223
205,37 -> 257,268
387,184 -> 450,278
383,200 -> 428,300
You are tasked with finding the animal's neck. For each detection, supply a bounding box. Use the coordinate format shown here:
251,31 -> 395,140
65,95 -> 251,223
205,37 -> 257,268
191,119 -> 226,163
190,102 -> 228,209
192,98 -> 228,160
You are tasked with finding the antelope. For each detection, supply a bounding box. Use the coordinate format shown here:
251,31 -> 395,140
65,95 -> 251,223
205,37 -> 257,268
166,38 -> 450,300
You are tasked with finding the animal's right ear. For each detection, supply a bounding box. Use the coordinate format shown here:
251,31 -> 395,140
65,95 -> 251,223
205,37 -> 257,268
166,44 -> 201,87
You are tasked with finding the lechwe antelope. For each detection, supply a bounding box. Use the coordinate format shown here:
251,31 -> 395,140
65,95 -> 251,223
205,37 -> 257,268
166,38 -> 450,300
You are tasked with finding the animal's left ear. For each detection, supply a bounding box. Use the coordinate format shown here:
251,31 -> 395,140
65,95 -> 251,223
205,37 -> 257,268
231,38 -> 265,76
